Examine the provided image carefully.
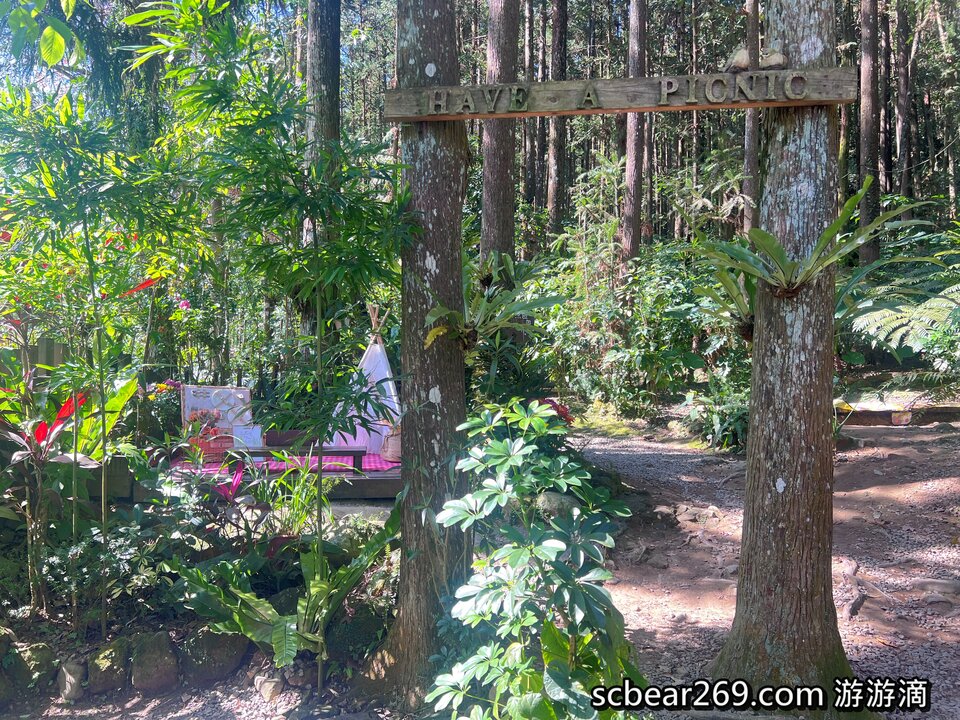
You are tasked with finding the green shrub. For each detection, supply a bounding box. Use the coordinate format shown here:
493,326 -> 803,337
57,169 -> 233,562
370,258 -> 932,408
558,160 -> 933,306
685,379 -> 750,452
428,399 -> 642,720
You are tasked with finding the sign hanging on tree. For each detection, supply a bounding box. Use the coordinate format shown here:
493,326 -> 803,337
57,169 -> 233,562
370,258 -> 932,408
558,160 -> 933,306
384,68 -> 857,122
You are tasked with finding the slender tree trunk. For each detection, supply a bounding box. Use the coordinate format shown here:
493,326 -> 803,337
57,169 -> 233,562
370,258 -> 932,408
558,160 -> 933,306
535,0 -> 548,212
859,0 -> 881,264
523,0 -> 536,207
362,0 -> 470,708
305,0 -> 341,151
743,0 -> 760,232
690,0 -> 699,185
481,0 -> 521,260
895,1 -> 911,200
642,111 -> 653,241
879,2 -> 893,192
546,0 -> 568,234
710,3 -> 877,715
620,0 -> 646,263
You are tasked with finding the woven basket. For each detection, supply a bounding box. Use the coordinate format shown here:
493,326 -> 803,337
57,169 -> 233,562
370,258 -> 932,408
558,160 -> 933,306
190,428 -> 234,462
380,423 -> 401,462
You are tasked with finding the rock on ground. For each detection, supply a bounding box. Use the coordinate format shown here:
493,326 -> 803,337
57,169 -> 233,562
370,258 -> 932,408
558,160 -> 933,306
130,632 -> 180,696
177,627 -> 250,685
57,660 -> 86,702
87,636 -> 130,695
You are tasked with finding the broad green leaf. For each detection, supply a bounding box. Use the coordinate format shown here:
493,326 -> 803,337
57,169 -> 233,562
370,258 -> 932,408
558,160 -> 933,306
39,25 -> 66,66
60,0 -> 75,19
506,693 -> 557,720
271,616 -> 298,667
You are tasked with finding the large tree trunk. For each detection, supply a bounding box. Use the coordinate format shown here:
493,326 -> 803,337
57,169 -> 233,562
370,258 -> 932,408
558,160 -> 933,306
305,0 -> 341,150
710,2 -> 876,716
742,0 -> 760,232
545,0 -> 567,235
620,0 -> 647,263
362,0 -> 471,709
481,0 -> 521,260
859,0 -> 881,264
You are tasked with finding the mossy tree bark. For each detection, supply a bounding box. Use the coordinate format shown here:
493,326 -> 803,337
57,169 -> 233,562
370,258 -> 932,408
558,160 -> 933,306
361,0 -> 471,710
711,2 -> 879,718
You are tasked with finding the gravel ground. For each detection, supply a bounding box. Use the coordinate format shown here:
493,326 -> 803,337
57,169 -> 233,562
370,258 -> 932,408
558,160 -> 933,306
579,424 -> 960,720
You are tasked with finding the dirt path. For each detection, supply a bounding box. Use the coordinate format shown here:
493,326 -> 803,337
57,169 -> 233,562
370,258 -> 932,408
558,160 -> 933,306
581,423 -> 960,719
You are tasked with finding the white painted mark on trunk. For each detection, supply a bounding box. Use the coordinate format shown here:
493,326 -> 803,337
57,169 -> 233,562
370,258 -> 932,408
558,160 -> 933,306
425,63 -> 437,78
775,477 -> 787,494
429,386 -> 442,404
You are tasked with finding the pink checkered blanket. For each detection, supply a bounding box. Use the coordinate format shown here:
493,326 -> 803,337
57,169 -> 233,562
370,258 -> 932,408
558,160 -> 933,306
174,453 -> 399,476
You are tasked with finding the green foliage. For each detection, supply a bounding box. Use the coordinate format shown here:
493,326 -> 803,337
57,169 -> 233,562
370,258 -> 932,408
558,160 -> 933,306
427,253 -> 561,403
428,400 -> 642,720
697,179 -> 928,299
684,378 -> 750,452
174,502 -> 400,672
542,239 -> 727,417
0,0 -> 79,67
43,514 -> 177,621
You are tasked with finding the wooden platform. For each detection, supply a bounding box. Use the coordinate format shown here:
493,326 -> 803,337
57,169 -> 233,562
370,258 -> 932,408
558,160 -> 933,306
836,390 -> 960,427
327,470 -> 403,500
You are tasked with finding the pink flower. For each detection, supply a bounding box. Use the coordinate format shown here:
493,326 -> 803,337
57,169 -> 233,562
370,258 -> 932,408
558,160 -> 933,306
178,299 -> 191,310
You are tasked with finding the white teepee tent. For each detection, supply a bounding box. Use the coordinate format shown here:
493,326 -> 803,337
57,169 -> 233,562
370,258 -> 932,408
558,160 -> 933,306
331,308 -> 400,455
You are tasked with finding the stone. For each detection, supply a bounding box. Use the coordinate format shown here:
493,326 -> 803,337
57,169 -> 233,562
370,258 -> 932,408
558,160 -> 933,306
327,605 -> 389,663
254,675 -> 284,703
315,704 -> 341,718
177,627 -> 249,685
130,632 -> 180,696
645,554 -> 670,570
9,643 -> 57,689
282,661 -> 314,688
534,491 -> 581,518
87,637 -> 129,695
912,578 -> 960,595
58,660 -> 86,702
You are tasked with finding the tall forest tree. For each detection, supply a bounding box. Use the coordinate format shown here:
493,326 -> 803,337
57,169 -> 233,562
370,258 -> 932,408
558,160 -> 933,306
859,0 -> 881,264
362,0 -> 471,708
305,0 -> 341,148
481,0 -> 521,259
620,0 -> 647,262
742,0 -> 760,232
546,0 -> 567,234
710,1 -> 875,714
894,0 -> 913,201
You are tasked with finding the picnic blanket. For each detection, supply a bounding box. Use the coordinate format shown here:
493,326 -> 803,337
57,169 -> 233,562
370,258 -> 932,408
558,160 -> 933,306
174,453 -> 400,476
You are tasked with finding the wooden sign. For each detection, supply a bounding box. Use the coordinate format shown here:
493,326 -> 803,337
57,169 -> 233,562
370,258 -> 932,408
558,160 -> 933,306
384,68 -> 857,123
